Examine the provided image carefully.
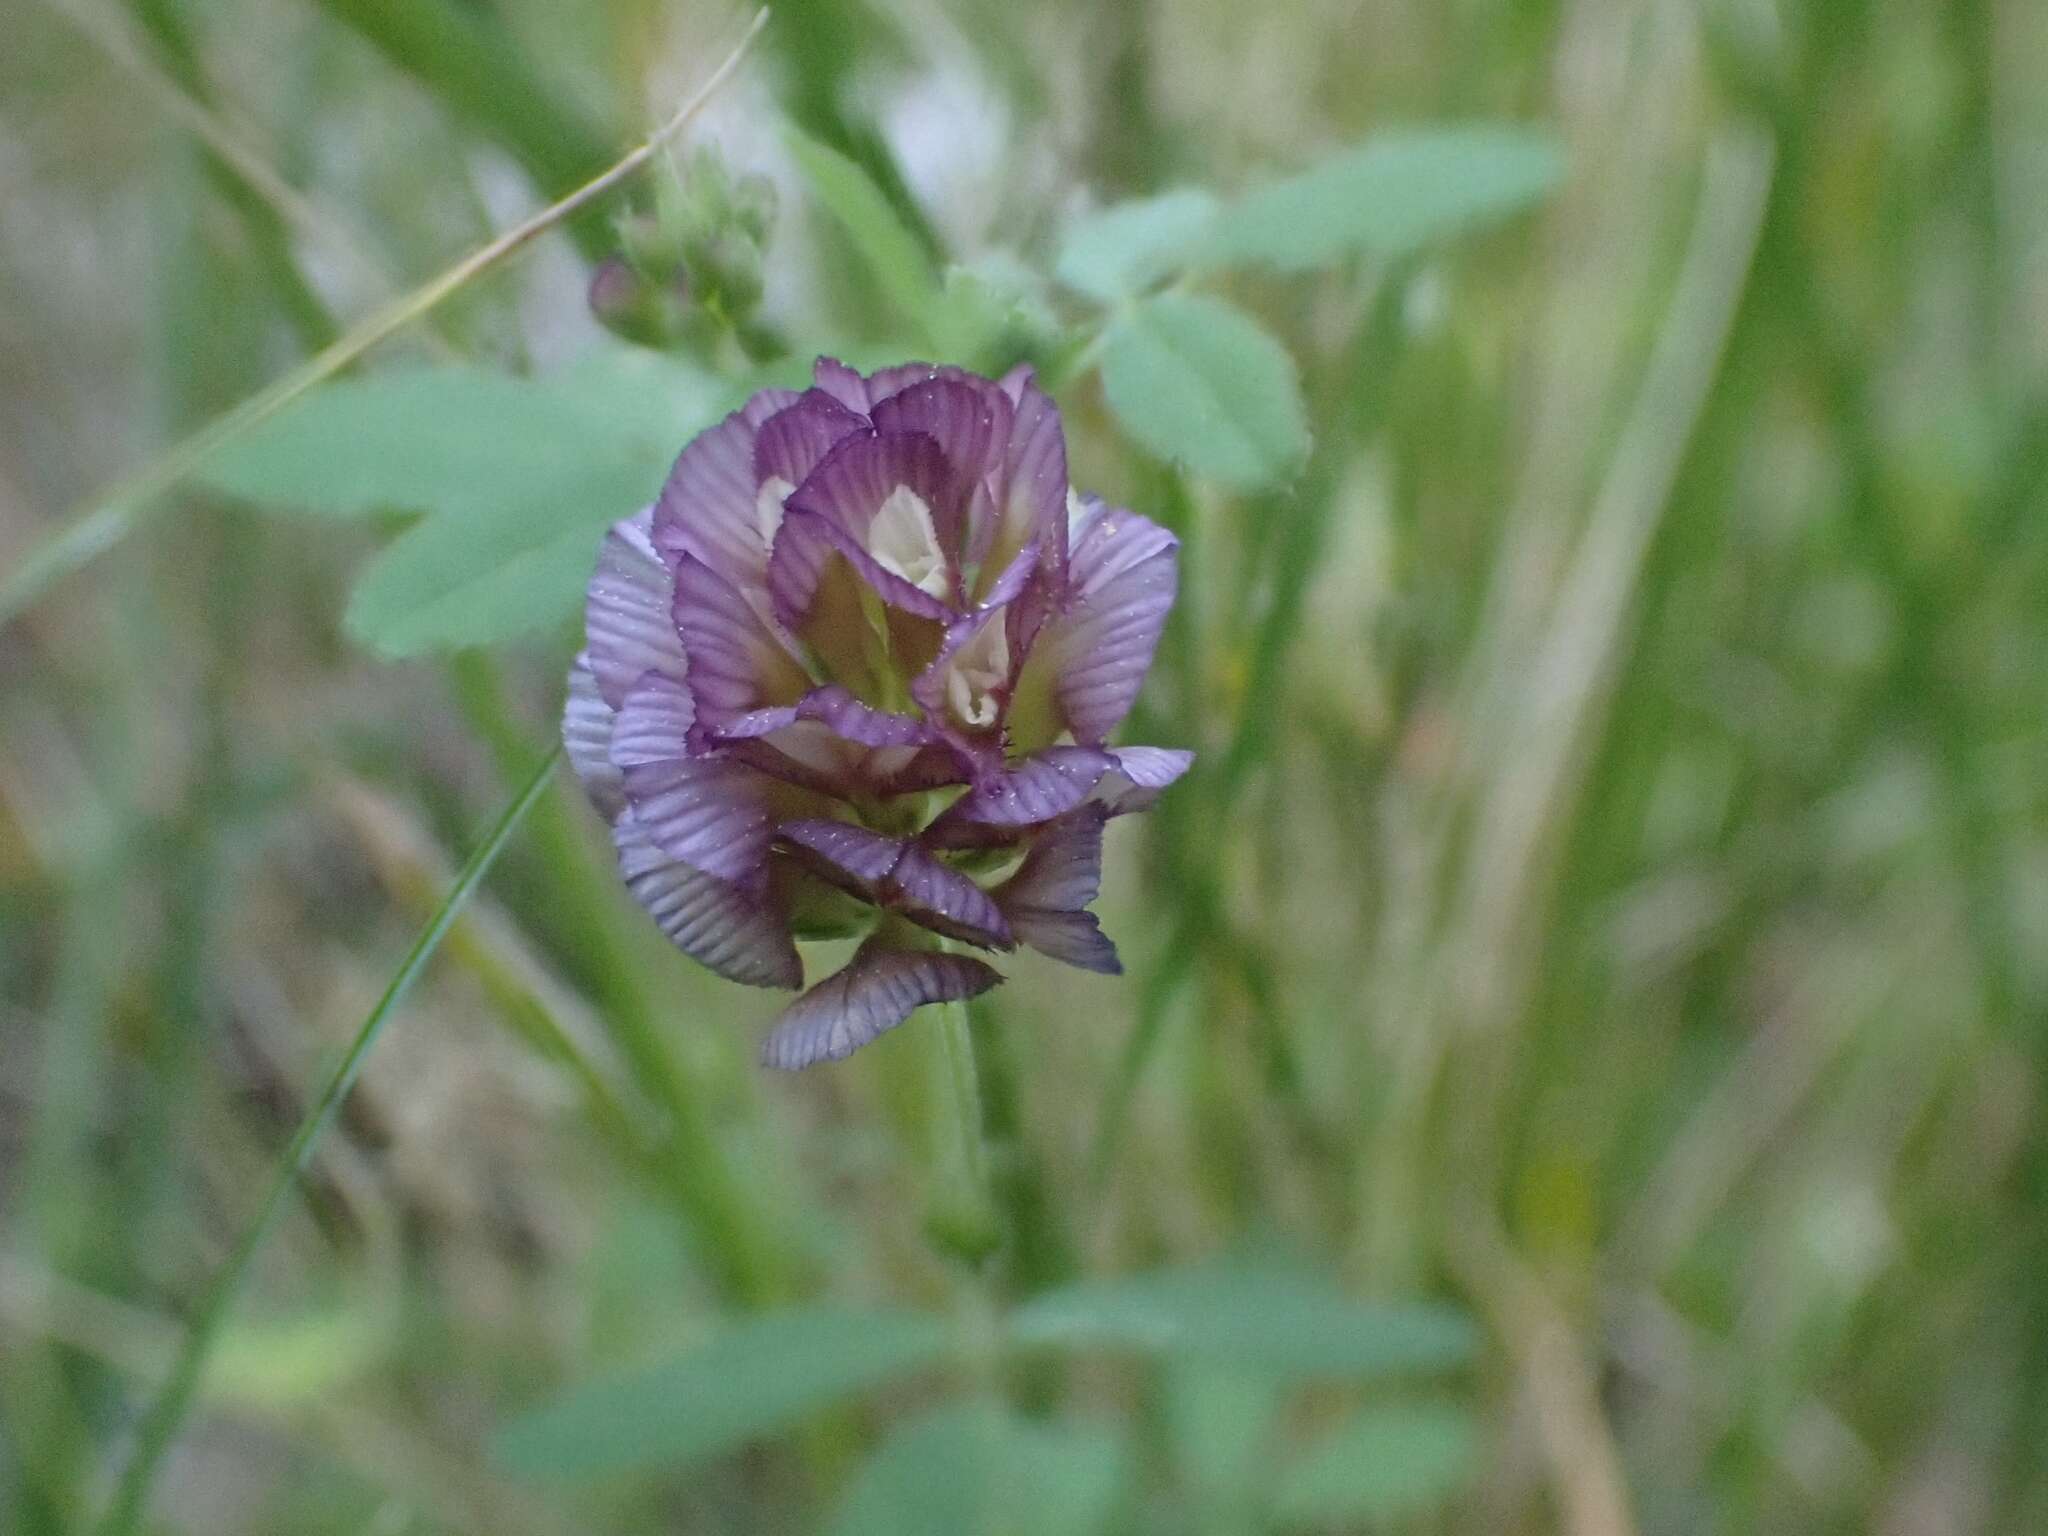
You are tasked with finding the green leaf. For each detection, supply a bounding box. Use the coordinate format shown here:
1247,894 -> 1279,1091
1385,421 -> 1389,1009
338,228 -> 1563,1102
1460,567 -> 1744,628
1100,293 -> 1309,489
1271,1403 -> 1479,1526
1055,188 -> 1221,301
199,350 -> 720,520
195,349 -> 730,654
928,258 -> 1064,370
1208,126 -> 1564,273
786,126 -> 940,335
342,498 -> 608,657
493,1308 -> 952,1483
829,1403 -> 1128,1536
1007,1261 -> 1476,1381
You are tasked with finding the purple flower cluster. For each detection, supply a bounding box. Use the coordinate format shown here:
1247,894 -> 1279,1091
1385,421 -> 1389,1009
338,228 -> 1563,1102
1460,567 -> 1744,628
565,358 -> 1188,1068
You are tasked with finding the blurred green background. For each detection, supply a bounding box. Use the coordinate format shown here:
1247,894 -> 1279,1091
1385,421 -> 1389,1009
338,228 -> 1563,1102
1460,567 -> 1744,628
3,0 -> 2046,1532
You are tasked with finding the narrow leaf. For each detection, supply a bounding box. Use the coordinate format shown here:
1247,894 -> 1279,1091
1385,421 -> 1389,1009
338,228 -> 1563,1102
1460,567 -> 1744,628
95,752 -> 559,1536
786,126 -> 940,334
1100,293 -> 1308,489
1055,188 -> 1221,301
1209,126 -> 1564,272
494,1307 -> 952,1482
1008,1262 -> 1476,1381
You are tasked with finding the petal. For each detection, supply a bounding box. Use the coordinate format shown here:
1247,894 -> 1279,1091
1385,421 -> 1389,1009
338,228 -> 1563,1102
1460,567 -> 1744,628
998,806 -> 1107,912
1024,503 -> 1179,743
787,428 -> 969,559
753,389 -> 870,489
562,656 -> 624,821
778,818 -> 1012,948
614,813 -> 800,989
584,512 -> 685,709
811,356 -> 872,413
611,672 -> 776,892
760,941 -> 1003,1069
994,808 -> 1120,974
938,746 -> 1116,828
1095,745 -> 1195,815
712,685 -> 932,751
650,388 -> 801,589
1007,910 -> 1122,974
977,374 -> 1068,600
768,506 -> 958,629
671,553 -> 811,733
869,377 -> 1013,499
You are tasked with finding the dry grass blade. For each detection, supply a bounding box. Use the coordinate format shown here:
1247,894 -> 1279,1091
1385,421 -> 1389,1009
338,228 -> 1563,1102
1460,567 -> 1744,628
0,7 -> 770,630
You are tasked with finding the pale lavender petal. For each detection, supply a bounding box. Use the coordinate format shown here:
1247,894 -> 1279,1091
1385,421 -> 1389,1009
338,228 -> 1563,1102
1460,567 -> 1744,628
939,746 -> 1116,828
778,817 -> 903,888
670,554 -> 810,733
614,813 -> 800,989
584,513 -> 685,708
1095,745 -> 1195,815
886,842 -> 1012,947
760,942 -> 1003,1069
711,686 -> 929,750
999,806 -> 1107,911
649,388 -> 800,587
753,390 -> 869,488
1008,910 -> 1121,974
778,819 -> 1012,947
811,356 -> 871,413
563,656 -> 623,821
994,808 -> 1121,973
1028,503 -> 1179,743
612,672 -> 775,891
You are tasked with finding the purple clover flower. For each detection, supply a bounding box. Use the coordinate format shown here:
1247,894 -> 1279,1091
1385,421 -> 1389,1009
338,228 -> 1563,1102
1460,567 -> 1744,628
564,358 -> 1189,1068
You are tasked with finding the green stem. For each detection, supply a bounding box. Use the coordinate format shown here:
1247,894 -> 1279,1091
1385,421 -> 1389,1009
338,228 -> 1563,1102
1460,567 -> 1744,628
92,750 -> 559,1536
925,997 -> 999,1264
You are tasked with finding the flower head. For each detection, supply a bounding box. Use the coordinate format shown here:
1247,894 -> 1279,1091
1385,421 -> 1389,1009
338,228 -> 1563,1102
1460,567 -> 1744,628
565,358 -> 1189,1067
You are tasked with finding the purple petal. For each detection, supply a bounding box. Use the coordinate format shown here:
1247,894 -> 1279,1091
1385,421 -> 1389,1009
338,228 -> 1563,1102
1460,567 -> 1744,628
977,374 -> 1068,601
563,656 -> 624,821
584,513 -> 685,709
614,813 -> 800,989
995,809 -> 1121,974
862,361 -> 979,408
812,356 -> 872,413
760,941 -> 1003,1069
650,388 -> 800,589
870,378 -> 1013,494
1028,502 -> 1179,743
753,390 -> 870,489
611,672 -> 776,892
670,554 -> 811,734
779,819 -> 1012,947
768,506 -> 958,630
787,429 -> 968,555
939,746 -> 1116,828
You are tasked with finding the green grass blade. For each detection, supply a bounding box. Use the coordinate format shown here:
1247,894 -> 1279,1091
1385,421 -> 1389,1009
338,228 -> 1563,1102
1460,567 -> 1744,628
92,749 -> 560,1536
